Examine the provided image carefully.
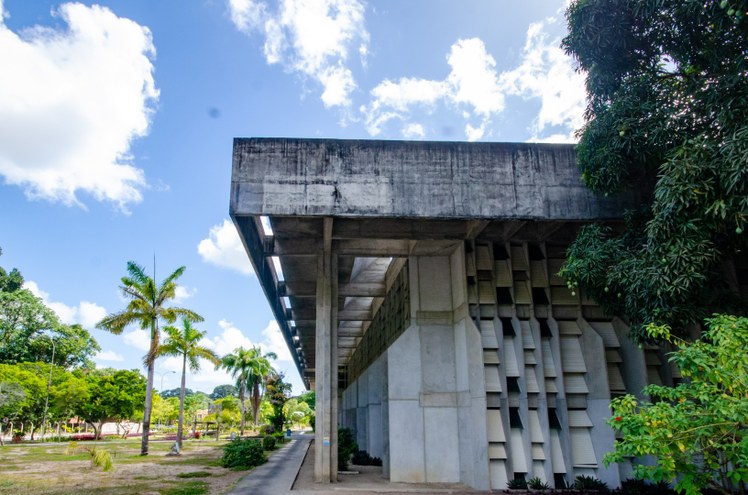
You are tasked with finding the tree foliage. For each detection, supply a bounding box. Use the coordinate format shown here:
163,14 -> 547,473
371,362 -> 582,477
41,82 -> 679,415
605,314 -> 748,495
210,384 -> 238,400
561,0 -> 748,340
75,368 -> 146,440
0,262 -> 100,368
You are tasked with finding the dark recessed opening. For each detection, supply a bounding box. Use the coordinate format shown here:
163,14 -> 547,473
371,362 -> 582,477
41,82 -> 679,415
497,287 -> 513,305
509,407 -> 523,428
532,288 -> 549,304
494,244 -> 509,260
507,377 -> 521,394
548,408 -> 562,429
501,317 -> 515,335
538,318 -> 552,338
528,243 -> 545,260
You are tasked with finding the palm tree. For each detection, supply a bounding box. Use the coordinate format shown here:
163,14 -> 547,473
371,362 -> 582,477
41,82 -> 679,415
96,261 -> 201,456
219,346 -> 277,435
247,348 -> 277,426
219,347 -> 254,436
158,318 -> 219,448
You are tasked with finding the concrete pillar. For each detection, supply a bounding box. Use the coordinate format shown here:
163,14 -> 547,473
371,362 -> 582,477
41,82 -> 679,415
387,246 -> 490,489
315,218 -> 338,483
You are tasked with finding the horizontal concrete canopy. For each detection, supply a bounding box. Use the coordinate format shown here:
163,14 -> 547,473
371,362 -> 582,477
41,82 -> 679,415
230,138 -> 634,388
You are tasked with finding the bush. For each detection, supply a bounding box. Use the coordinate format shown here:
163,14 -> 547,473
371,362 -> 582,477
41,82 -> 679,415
262,435 -> 276,451
572,475 -> 608,491
351,449 -> 382,466
337,427 -> 358,471
507,478 -> 528,490
221,438 -> 265,469
527,477 -> 551,490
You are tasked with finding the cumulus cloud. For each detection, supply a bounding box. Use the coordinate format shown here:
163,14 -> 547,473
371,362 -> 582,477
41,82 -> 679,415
95,350 -> 124,362
261,320 -> 293,362
197,219 -> 254,276
0,2 -> 158,210
361,15 -> 585,142
201,319 -> 256,356
361,38 -> 501,141
227,0 -> 368,107
123,328 -> 150,352
499,19 -> 586,142
24,280 -> 107,329
174,285 -> 197,304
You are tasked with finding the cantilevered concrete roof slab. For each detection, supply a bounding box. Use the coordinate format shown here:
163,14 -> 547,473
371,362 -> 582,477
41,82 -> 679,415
230,138 -> 634,388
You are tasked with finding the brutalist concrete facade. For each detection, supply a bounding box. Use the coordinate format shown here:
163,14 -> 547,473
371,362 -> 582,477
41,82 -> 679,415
231,138 -> 670,490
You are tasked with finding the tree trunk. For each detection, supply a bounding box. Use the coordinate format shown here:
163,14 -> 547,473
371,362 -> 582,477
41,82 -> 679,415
177,354 -> 187,448
141,354 -> 155,455
89,422 -> 99,441
239,383 -> 246,436
251,382 -> 261,425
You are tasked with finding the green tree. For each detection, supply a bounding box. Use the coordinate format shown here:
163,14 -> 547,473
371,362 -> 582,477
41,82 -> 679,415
560,0 -> 748,340
157,318 -> 220,447
96,261 -> 201,455
0,287 -> 99,368
283,398 -> 312,428
219,346 -> 277,434
605,314 -> 748,495
210,384 -> 238,400
75,368 -> 146,440
265,371 -> 292,432
184,391 -> 210,435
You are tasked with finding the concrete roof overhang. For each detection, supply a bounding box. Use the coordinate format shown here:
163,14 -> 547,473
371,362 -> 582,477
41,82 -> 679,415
230,138 -> 634,389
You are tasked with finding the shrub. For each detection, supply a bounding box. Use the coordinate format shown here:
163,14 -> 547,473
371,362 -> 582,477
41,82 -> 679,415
351,449 -> 382,466
507,478 -> 528,490
262,435 -> 276,451
572,475 -> 608,491
337,427 -> 358,471
221,438 -> 265,469
272,432 -> 286,444
527,477 -> 551,490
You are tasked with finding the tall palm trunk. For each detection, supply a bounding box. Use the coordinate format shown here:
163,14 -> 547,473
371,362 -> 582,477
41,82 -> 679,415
141,358 -> 154,455
239,382 -> 246,436
177,354 -> 187,448
251,381 -> 261,425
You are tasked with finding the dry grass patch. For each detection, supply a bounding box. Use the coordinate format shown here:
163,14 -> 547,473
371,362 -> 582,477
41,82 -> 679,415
0,439 -> 248,495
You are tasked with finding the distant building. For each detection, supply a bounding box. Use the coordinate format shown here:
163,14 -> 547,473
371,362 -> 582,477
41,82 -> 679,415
230,138 -> 673,489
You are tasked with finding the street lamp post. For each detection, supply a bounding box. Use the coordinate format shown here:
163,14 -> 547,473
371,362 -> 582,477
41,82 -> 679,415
40,335 -> 56,442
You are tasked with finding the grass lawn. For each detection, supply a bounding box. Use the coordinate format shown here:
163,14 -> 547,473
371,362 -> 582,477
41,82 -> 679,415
0,438 -> 270,495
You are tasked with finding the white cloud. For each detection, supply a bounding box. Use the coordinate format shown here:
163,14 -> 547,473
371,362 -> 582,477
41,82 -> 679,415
261,320 -> 293,362
0,2 -> 158,210
77,301 -> 108,328
499,19 -> 586,142
201,319 -> 255,357
402,123 -> 425,139
174,285 -> 197,304
23,280 -> 107,329
446,38 -> 505,117
123,328 -> 150,352
197,219 -> 254,276
361,13 -> 584,143
228,0 -> 368,108
95,350 -> 124,362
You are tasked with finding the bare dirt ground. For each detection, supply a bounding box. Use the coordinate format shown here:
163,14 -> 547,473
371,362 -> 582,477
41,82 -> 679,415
0,439 -> 249,495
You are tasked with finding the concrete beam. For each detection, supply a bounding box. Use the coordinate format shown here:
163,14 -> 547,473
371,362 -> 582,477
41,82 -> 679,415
231,138 -> 636,221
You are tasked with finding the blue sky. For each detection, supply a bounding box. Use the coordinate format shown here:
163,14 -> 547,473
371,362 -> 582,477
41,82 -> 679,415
0,0 -> 584,395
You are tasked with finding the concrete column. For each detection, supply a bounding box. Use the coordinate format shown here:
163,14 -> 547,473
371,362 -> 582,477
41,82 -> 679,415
387,247 -> 490,489
315,218 -> 338,483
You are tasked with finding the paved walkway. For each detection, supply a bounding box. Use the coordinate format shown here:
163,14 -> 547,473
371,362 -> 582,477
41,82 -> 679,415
227,434 -> 486,495
225,434 -> 312,495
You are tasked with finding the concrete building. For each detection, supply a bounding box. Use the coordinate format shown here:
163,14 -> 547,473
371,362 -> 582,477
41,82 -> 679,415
230,138 -> 675,490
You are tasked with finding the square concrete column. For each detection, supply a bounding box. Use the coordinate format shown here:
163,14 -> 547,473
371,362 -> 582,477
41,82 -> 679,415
315,218 -> 338,483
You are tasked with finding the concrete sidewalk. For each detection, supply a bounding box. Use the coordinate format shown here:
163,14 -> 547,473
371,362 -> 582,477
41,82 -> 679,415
226,433 -> 485,495
225,434 -> 312,495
